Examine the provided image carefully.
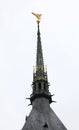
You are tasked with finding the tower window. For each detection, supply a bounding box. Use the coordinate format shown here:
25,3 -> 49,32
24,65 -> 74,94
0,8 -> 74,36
44,83 -> 46,91
39,83 -> 41,90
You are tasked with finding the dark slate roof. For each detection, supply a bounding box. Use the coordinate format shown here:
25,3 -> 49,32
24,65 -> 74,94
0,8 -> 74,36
22,97 -> 67,130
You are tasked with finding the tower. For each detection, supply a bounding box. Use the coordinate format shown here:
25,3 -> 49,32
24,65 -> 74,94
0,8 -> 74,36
22,13 -> 67,130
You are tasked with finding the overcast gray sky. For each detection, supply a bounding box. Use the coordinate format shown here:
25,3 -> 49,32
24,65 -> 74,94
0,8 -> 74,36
0,0 -> 79,130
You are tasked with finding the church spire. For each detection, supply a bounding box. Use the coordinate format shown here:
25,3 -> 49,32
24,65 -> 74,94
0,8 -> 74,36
35,20 -> 46,81
30,13 -> 52,104
22,13 -> 68,130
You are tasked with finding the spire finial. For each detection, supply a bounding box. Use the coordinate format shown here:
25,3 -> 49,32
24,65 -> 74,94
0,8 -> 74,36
32,12 -> 42,23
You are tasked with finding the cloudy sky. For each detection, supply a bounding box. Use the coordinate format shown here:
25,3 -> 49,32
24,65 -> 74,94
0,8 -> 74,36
0,0 -> 79,130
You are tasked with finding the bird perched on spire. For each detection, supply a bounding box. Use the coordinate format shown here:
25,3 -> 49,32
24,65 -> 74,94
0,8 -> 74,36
32,12 -> 42,22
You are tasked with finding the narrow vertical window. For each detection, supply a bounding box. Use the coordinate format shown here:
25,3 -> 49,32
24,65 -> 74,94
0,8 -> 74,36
44,83 -> 46,91
39,83 -> 41,90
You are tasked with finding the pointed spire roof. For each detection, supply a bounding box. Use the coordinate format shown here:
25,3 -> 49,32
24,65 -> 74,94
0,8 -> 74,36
35,21 -> 46,80
36,21 -> 44,68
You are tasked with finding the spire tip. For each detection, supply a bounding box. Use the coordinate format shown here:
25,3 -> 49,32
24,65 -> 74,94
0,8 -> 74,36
32,12 -> 42,23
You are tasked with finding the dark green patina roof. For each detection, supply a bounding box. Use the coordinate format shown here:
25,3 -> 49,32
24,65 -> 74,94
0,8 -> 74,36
34,21 -> 47,81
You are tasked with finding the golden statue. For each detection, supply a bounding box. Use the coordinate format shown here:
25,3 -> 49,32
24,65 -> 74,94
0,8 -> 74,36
32,12 -> 42,23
